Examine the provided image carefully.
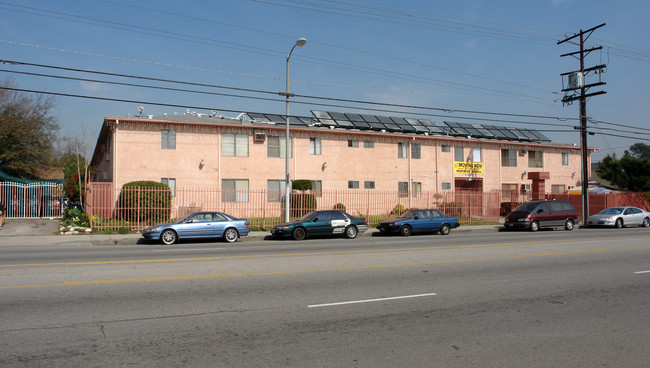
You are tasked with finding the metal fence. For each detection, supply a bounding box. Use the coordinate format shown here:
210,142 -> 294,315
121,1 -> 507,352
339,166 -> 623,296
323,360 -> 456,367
86,183 -> 502,231
0,182 -> 64,219
85,183 -> 649,232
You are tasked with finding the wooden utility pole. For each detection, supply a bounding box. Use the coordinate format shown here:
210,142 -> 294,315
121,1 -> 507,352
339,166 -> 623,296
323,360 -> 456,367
558,23 -> 607,225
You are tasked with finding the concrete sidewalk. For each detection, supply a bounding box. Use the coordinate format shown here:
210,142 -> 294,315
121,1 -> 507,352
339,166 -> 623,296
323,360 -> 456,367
0,219 -> 502,247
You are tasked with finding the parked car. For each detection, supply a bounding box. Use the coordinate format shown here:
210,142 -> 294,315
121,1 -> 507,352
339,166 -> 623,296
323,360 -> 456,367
503,200 -> 578,231
585,206 -> 650,228
377,209 -> 459,236
39,195 -> 62,217
270,210 -> 368,240
141,211 -> 250,245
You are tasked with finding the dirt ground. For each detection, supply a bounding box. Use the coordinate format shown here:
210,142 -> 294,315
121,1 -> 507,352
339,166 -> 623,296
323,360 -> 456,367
0,219 -> 61,237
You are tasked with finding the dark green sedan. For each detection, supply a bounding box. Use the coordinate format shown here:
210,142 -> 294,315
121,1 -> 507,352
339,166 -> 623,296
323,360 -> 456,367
270,210 -> 369,240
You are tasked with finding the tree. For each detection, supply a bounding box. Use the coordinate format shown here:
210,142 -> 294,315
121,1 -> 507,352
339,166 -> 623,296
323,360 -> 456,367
624,143 -> 650,160
597,153 -> 650,192
0,79 -> 59,178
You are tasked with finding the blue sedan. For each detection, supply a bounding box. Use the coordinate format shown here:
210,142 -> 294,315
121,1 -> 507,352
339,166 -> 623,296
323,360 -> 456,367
377,209 -> 460,236
141,211 -> 250,245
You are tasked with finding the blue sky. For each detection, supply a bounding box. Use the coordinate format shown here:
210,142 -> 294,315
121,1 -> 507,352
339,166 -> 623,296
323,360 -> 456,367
1,0 -> 648,162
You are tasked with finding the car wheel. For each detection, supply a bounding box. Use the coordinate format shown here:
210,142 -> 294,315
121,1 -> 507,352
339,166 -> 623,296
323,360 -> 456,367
615,218 -> 623,229
530,220 -> 540,232
223,228 -> 239,243
439,224 -> 451,235
564,219 -> 574,231
344,225 -> 358,239
642,217 -> 649,228
399,225 -> 412,237
160,229 -> 177,245
292,227 -> 306,241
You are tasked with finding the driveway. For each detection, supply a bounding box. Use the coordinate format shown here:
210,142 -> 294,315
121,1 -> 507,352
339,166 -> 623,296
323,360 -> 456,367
0,219 -> 60,237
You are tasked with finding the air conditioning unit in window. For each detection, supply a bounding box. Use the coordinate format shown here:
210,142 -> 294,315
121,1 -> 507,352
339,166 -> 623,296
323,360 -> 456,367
521,184 -> 531,193
519,149 -> 527,155
254,133 -> 266,142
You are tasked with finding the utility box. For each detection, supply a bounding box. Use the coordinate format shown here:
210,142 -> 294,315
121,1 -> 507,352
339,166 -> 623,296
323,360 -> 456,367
568,72 -> 584,89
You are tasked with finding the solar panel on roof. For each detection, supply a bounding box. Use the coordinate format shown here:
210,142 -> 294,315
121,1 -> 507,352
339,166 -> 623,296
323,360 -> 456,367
520,129 -> 541,141
444,122 -> 470,136
484,125 -> 509,139
376,115 -> 394,124
367,122 -> 386,130
343,113 -> 370,129
471,123 -> 495,138
499,128 -> 519,140
398,124 -> 416,133
405,118 -> 423,126
506,128 -> 530,141
247,112 -> 271,122
360,114 -> 380,123
265,114 -> 286,123
426,125 -> 445,134
328,111 -> 348,120
288,116 -> 308,126
413,125 -> 429,133
391,117 -> 409,125
383,123 -> 402,132
458,122 -> 483,137
334,119 -> 355,128
312,111 -> 331,119
528,130 -> 551,142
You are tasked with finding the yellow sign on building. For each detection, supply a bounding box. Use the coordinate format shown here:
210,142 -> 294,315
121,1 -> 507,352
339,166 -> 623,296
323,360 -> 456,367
454,161 -> 484,174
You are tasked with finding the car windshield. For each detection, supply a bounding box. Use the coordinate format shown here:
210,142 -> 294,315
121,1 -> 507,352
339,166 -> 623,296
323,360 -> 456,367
512,202 -> 540,213
299,211 -> 318,222
599,208 -> 623,215
399,210 -> 418,218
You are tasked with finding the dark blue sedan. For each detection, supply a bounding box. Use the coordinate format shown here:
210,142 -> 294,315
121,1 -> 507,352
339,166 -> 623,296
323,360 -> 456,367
141,211 -> 250,245
376,209 -> 460,236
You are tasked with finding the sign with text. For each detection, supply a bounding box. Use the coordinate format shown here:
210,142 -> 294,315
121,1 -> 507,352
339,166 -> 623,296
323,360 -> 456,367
454,161 -> 484,174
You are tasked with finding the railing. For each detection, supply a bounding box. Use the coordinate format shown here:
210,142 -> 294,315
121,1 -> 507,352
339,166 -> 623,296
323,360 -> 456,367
0,182 -> 64,219
86,183 -> 503,231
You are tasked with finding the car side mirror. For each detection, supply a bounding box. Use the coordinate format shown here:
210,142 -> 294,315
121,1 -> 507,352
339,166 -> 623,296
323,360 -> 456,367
313,218 -> 319,222
413,216 -> 419,220
537,209 -> 544,213
186,219 -> 193,223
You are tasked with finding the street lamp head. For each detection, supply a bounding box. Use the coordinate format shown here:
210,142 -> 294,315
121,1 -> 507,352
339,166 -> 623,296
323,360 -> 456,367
295,38 -> 307,47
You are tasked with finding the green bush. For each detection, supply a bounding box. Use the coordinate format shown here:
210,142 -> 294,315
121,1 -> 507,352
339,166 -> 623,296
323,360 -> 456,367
440,201 -> 463,218
117,181 -> 172,224
292,179 -> 313,191
390,203 -> 406,215
291,192 -> 317,217
333,203 -> 346,211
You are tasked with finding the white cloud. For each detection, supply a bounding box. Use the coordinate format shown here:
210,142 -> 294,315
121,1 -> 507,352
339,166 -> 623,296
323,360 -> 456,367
464,39 -> 477,49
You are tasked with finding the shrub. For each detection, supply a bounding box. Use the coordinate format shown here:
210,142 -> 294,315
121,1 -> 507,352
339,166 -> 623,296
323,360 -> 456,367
440,201 -> 463,218
390,204 -> 406,215
291,192 -> 317,217
117,181 -> 171,224
333,203 -> 346,211
292,179 -> 313,191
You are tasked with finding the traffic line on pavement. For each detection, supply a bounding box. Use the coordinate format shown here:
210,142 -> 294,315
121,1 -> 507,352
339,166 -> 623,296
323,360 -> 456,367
634,270 -> 650,274
308,293 -> 437,308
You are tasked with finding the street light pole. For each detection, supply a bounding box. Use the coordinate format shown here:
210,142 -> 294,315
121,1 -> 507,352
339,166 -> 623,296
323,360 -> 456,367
284,38 -> 307,223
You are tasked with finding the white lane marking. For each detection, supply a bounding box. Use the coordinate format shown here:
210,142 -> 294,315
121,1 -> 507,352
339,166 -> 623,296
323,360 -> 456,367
634,270 -> 650,274
153,248 -> 227,252
308,293 -> 437,308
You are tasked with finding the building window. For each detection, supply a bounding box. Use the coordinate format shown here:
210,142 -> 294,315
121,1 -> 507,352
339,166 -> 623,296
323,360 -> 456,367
562,152 -> 569,166
528,151 -> 544,168
364,140 -> 374,148
310,137 -> 321,155
348,139 -> 359,148
222,179 -> 249,202
222,133 -> 249,157
411,182 -> 422,197
441,182 -> 451,190
161,129 -> 176,150
501,149 -> 517,167
502,183 -> 517,200
441,144 -> 451,152
312,180 -> 323,197
472,147 -> 482,162
161,177 -> 176,197
267,135 -> 292,158
267,179 -> 285,202
398,181 -> 409,197
398,142 -> 408,158
551,184 -> 566,194
348,180 -> 359,189
364,181 -> 375,189
454,146 -> 464,161
412,143 -> 421,159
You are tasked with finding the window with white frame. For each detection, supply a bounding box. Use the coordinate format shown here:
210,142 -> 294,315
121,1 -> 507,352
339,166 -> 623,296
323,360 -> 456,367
311,180 -> 323,197
161,129 -> 176,150
222,133 -> 249,157
551,184 -> 566,194
411,182 -> 422,197
364,181 -> 375,189
398,181 -> 409,197
267,179 -> 286,202
310,137 -> 321,155
502,183 -> 517,200
562,152 -> 569,166
267,135 -> 292,158
472,147 -> 482,162
363,140 -> 374,148
501,149 -> 517,167
222,179 -> 249,202
161,177 -> 176,197
412,143 -> 421,159
528,151 -> 544,168
348,180 -> 359,189
398,142 -> 408,158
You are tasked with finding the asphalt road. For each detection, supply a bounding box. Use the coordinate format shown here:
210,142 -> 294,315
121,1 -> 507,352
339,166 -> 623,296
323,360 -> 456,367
1,229 -> 649,367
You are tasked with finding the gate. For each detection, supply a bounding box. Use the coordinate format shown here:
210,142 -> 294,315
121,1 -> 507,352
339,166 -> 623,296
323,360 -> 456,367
0,182 -> 64,219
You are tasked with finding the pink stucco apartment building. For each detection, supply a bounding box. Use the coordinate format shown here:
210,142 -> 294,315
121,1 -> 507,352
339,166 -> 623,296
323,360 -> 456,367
90,110 -> 591,204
